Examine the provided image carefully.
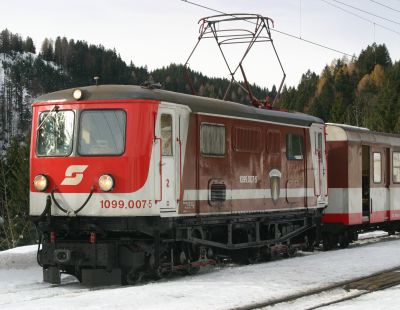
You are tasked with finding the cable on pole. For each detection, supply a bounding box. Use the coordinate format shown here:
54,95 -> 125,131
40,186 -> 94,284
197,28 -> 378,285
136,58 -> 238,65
330,0 -> 400,26
180,0 -> 353,57
368,0 -> 400,14
320,0 -> 400,36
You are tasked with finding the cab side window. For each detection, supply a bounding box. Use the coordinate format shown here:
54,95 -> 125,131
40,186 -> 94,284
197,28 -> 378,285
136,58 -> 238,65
286,133 -> 304,160
161,114 -> 173,156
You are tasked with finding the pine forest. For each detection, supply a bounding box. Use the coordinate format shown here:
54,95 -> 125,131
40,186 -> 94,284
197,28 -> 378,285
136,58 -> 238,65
0,28 -> 400,249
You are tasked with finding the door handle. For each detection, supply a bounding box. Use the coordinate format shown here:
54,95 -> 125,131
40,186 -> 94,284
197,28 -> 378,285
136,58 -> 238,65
370,198 -> 373,214
155,137 -> 163,203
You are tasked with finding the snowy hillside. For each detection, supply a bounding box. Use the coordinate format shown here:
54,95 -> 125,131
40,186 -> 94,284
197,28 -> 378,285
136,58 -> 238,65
0,50 -> 66,151
0,52 -> 35,149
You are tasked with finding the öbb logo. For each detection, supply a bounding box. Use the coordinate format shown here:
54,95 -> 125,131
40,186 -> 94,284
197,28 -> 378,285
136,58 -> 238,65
61,165 -> 88,186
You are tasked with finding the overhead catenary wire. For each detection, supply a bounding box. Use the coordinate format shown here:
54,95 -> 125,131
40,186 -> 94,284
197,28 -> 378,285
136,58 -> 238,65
180,0 -> 353,57
368,0 -> 400,14
299,0 -> 303,38
321,0 -> 400,36
330,0 -> 400,26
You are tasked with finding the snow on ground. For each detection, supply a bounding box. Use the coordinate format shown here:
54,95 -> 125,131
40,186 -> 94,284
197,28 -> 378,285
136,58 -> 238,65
357,230 -> 388,240
1,239 -> 400,309
322,285 -> 400,310
0,245 -> 38,271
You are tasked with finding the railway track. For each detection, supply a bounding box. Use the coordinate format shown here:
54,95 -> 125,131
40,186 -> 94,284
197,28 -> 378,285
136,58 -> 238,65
309,231 -> 399,253
0,275 -> 120,307
235,267 -> 400,310
1,232 -> 399,309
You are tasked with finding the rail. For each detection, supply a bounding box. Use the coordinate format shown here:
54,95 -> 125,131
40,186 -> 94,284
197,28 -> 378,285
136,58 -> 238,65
235,266 -> 400,310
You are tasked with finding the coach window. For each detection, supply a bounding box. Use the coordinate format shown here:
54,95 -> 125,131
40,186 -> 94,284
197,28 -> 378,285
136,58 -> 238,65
200,123 -> 225,156
373,152 -> 382,183
393,152 -> 400,183
286,134 -> 304,160
78,110 -> 126,156
161,114 -> 173,156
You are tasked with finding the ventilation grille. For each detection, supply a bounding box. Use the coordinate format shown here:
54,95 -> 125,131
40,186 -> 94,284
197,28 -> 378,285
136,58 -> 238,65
210,183 -> 226,202
234,127 -> 261,153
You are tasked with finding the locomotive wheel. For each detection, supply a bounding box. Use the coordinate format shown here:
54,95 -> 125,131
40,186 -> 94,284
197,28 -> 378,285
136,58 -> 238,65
153,244 -> 172,279
323,234 -> 338,251
260,246 -> 272,262
322,234 -> 332,251
339,232 -> 349,249
247,248 -> 261,264
186,261 -> 200,275
125,269 -> 144,285
154,266 -> 172,279
179,243 -> 200,275
283,245 -> 297,258
304,235 -> 315,252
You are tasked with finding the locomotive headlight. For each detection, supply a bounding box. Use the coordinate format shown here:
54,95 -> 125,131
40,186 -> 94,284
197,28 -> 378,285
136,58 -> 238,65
98,174 -> 114,192
73,89 -> 83,100
33,174 -> 49,192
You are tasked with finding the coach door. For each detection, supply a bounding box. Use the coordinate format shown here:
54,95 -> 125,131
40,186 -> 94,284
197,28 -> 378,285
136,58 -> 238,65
362,145 -> 371,220
155,106 -> 179,214
384,147 -> 391,221
370,146 -> 388,223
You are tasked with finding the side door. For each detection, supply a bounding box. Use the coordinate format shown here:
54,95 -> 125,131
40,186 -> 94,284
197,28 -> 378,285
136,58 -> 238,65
390,150 -> 400,221
155,106 -> 178,214
285,129 -> 306,207
384,147 -> 391,221
310,124 -> 328,204
370,147 -> 386,223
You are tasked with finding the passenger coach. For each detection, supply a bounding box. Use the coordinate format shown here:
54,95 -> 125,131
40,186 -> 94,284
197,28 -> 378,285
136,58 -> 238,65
323,123 -> 400,249
31,85 -> 327,284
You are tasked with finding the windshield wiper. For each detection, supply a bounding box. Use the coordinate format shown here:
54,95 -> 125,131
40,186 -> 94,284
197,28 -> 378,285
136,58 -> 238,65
36,105 -> 59,132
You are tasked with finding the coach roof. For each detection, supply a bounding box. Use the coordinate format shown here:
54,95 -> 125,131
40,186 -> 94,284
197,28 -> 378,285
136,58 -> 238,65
34,85 -> 323,127
326,123 -> 400,147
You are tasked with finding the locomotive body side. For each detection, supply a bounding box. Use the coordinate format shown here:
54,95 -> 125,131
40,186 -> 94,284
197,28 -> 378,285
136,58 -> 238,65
180,114 -> 328,216
31,85 -> 327,285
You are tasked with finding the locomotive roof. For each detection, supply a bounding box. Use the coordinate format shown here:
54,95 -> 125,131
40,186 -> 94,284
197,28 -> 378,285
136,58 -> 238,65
326,123 -> 400,147
34,85 -> 323,127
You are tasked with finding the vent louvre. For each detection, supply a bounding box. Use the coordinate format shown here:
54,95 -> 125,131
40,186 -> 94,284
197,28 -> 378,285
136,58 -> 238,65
210,183 -> 226,202
234,127 -> 261,153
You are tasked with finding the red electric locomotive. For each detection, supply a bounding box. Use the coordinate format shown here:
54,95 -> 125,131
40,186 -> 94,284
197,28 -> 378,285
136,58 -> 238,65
31,85 -> 328,285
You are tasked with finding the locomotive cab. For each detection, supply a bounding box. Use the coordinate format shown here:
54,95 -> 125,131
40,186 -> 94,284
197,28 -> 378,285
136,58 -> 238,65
31,88 -> 166,284
31,100 -> 160,218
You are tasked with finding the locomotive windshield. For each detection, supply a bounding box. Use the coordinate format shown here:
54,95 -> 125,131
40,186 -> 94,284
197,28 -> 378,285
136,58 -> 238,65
36,110 -> 74,156
78,110 -> 126,156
